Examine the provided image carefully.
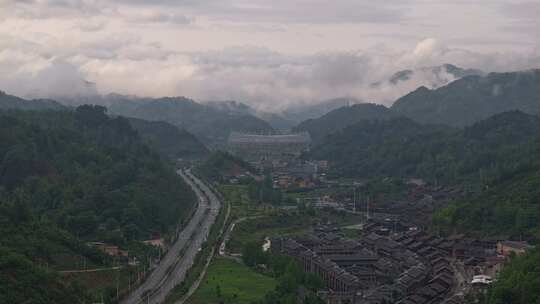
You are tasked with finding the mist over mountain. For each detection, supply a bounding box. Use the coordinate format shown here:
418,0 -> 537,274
392,69 -> 540,126
289,68 -> 540,145
105,95 -> 275,146
375,63 -> 483,88
293,103 -> 397,145
1,90 -> 211,161
281,97 -> 357,124
0,90 -> 66,111
204,100 -> 254,116
51,63 -> 483,115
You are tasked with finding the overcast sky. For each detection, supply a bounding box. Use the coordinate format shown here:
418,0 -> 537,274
1,0 -> 540,110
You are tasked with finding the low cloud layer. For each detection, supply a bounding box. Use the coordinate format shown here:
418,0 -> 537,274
0,1 -> 539,111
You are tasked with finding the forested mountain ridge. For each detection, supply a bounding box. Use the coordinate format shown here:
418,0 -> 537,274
433,163 -> 540,241
107,95 -> 275,146
308,116 -> 453,179
194,151 -> 256,183
0,106 -> 197,302
309,111 -> 540,186
282,97 -> 356,124
432,112 -> 540,241
0,90 -> 65,111
127,117 -> 209,160
380,63 -> 482,87
286,64 -> 481,126
293,103 -> 397,144
0,105 -> 196,240
391,69 -> 540,126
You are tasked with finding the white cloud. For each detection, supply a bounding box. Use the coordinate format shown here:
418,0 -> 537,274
125,11 -> 193,24
0,1 -> 539,111
0,0 -> 109,19
75,18 -> 108,32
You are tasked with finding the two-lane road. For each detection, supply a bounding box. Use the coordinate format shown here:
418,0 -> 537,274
121,169 -> 221,304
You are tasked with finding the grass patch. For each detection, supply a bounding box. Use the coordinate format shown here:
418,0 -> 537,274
187,257 -> 276,304
227,209 -> 365,254
219,185 -> 270,219
227,214 -> 313,254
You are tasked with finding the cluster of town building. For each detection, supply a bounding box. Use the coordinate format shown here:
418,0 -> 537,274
271,218 -> 532,304
227,131 -> 331,189
227,131 -> 534,303
228,131 -> 312,163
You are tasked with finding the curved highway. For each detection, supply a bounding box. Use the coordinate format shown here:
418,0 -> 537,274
121,169 -> 221,304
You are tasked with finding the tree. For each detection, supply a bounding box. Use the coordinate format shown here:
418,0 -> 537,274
242,241 -> 266,267
215,284 -> 222,298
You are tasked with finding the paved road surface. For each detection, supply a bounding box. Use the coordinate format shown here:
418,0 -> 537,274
121,169 -> 221,304
174,200 -> 231,304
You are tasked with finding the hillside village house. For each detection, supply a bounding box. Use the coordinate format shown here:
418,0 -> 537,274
497,241 -> 533,257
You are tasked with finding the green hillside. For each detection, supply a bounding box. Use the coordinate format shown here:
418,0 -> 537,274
127,117 -> 209,160
0,90 -> 65,111
108,96 -> 275,146
309,111 -> 540,186
392,69 -> 540,127
0,106 -> 197,302
293,103 -> 396,145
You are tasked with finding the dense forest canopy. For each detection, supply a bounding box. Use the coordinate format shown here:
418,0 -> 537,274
433,164 -> 540,240
391,69 -> 540,127
485,247 -> 540,304
0,90 -> 65,111
127,117 -> 209,160
107,96 -> 275,146
194,151 -> 256,183
0,106 -> 196,302
293,103 -> 397,145
309,111 -> 540,187
0,106 -> 196,239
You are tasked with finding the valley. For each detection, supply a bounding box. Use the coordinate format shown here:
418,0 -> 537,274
2,67 -> 540,304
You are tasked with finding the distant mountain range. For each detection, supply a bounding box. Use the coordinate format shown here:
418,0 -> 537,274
104,95 -> 276,147
392,69 -> 540,126
0,91 -> 210,160
374,63 -> 483,88
281,97 -> 356,125
0,90 -> 65,111
293,103 -> 397,145
28,63 -> 486,134
204,100 -> 296,130
3,91 -> 275,148
5,66 -> 540,150
261,64 -> 483,129
203,98 -> 359,131
289,69 -> 540,144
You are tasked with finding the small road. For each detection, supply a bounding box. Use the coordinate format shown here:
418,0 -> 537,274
120,169 -> 221,304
